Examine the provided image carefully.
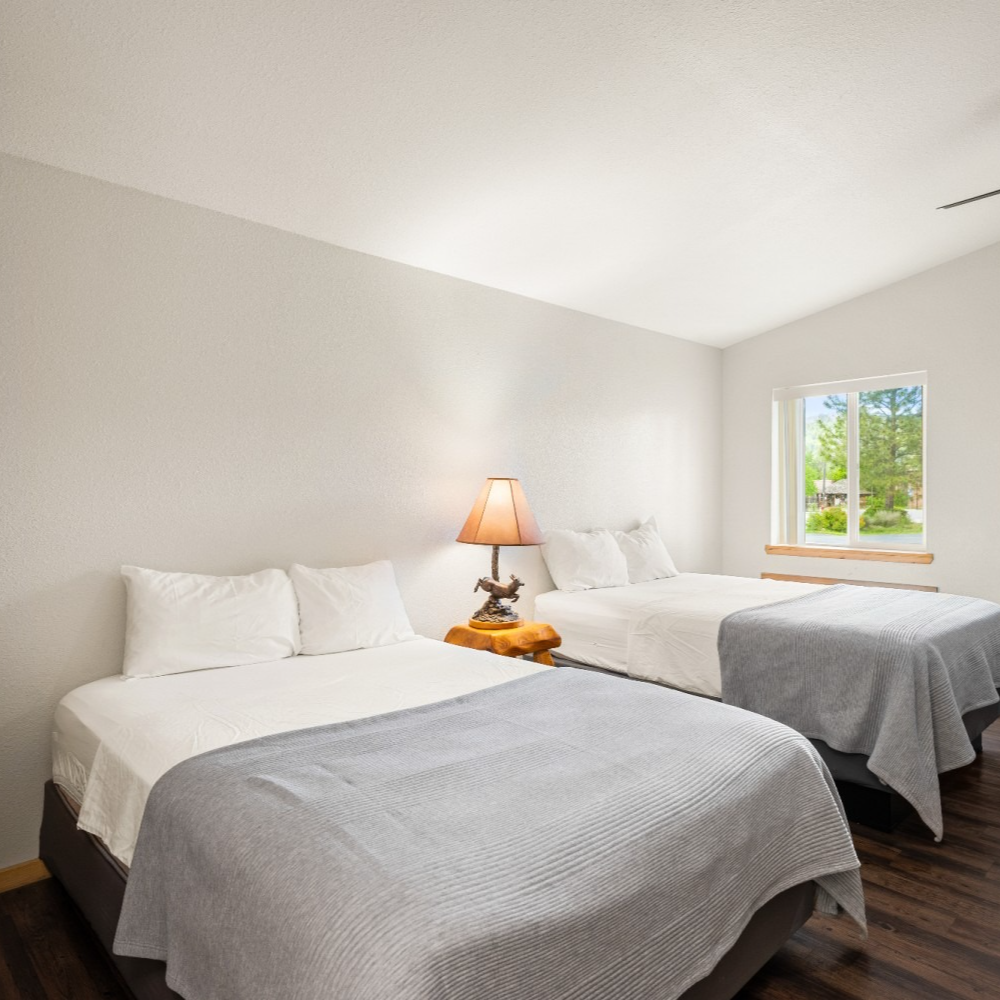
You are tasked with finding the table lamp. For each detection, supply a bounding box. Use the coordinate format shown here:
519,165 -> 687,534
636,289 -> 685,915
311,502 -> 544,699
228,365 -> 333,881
456,477 -> 543,629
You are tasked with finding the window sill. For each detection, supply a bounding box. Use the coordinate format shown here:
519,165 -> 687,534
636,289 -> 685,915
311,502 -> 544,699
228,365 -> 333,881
764,544 -> 933,564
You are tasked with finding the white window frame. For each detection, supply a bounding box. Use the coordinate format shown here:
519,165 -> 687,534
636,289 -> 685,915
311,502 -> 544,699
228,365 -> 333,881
772,371 -> 928,551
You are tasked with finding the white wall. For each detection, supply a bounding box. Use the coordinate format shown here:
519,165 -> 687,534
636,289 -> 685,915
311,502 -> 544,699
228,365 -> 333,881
0,154 -> 722,868
722,240 -> 1000,598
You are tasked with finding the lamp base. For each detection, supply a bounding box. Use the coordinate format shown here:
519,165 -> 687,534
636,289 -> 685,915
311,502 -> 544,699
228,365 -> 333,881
468,617 -> 523,630
469,596 -> 523,630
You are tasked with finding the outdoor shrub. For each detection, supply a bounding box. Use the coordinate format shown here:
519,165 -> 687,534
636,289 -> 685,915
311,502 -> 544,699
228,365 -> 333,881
807,506 -> 848,533
864,509 -> 911,529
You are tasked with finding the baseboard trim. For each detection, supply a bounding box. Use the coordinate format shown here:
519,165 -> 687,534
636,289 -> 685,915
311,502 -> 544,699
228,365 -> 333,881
0,858 -> 51,894
762,572 -> 938,592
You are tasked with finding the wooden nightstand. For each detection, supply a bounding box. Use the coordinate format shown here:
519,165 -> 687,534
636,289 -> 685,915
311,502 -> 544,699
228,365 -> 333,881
444,621 -> 561,665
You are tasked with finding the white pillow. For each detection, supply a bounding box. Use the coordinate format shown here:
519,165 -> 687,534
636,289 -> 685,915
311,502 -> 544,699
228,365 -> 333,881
612,517 -> 679,583
541,528 -> 629,592
121,566 -> 301,678
289,560 -> 416,655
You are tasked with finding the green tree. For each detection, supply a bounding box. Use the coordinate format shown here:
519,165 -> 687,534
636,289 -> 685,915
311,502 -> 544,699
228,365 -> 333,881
812,389 -> 922,511
803,397 -> 846,499
859,388 -> 922,510
804,451 -> 823,500
816,399 -> 846,482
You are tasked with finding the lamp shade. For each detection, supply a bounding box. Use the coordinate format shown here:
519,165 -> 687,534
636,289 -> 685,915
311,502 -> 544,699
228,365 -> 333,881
456,478 -> 543,546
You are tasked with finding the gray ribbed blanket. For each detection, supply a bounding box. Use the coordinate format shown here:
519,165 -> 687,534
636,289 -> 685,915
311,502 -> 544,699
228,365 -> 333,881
719,585 -> 1000,840
115,668 -> 863,1000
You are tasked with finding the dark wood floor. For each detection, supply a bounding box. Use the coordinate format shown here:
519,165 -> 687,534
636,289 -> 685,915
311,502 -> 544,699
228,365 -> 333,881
741,722 -> 1000,1000
4,727 -> 1000,999
0,877 -> 124,1000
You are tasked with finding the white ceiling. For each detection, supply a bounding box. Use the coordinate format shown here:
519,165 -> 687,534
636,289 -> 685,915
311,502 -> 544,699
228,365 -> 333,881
3,1 -> 1000,347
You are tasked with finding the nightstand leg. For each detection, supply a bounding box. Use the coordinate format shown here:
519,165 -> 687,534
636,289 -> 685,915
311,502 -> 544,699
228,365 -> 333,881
534,651 -> 554,666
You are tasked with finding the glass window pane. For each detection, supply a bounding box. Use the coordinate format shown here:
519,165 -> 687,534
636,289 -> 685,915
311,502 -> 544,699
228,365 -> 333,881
803,393 -> 849,546
858,386 -> 924,547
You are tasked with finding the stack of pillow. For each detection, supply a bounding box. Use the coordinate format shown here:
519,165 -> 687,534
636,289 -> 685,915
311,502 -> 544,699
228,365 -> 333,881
121,560 -> 415,679
541,517 -> 678,593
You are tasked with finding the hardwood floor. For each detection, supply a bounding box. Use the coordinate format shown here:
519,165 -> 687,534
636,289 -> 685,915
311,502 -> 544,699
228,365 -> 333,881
0,877 -> 125,999
741,721 -> 1000,1000
3,727 -> 1000,999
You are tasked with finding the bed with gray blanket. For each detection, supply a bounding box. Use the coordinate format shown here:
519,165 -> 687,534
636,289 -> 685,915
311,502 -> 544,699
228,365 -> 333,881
114,667 -> 863,1000
719,585 -> 1000,840
540,575 -> 1000,838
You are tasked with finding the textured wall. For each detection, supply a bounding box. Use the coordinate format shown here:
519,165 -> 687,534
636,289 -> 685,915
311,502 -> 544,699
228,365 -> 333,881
722,239 -> 1000,598
0,154 -> 722,867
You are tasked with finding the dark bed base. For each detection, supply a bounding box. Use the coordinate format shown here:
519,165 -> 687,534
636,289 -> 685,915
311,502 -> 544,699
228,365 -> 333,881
39,782 -> 182,1000
550,652 -> 1000,833
39,780 -> 815,1000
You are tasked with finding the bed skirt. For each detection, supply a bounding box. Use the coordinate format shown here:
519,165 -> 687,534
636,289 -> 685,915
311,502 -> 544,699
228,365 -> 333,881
39,780 -> 815,1000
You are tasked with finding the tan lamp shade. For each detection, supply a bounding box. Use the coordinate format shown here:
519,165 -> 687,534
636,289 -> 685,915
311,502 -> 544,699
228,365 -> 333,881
456,478 -> 543,546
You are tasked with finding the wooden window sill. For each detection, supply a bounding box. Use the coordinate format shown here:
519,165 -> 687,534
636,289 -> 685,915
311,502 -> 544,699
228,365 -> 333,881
762,572 -> 937,591
764,544 -> 933,564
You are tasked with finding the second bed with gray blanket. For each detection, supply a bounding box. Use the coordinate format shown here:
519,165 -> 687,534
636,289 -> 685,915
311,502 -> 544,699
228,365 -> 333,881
115,668 -> 863,1000
720,585 -> 1000,840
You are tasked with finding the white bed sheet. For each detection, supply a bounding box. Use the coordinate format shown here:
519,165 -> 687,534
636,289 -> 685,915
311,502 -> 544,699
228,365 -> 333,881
52,637 -> 546,866
533,586 -> 636,674
534,573 -> 825,697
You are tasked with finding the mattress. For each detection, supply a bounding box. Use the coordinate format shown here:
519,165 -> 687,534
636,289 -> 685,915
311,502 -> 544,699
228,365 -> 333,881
52,637 -> 546,865
534,573 -> 825,697
533,583 -> 641,674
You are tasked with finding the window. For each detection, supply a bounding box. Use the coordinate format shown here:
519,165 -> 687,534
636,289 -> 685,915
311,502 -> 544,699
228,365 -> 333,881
772,372 -> 927,551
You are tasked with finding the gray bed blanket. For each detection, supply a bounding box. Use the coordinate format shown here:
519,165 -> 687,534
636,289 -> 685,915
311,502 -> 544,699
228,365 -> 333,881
719,585 -> 1000,840
115,668 -> 863,1000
